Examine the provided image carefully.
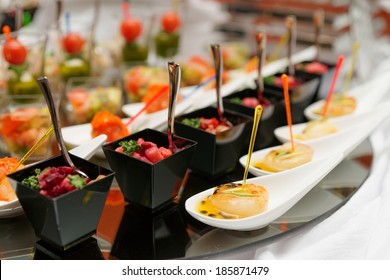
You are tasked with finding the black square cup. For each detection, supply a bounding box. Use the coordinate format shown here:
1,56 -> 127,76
174,106 -> 252,179
7,154 -> 115,250
264,70 -> 321,123
102,129 -> 197,210
295,60 -> 336,100
223,88 -> 286,149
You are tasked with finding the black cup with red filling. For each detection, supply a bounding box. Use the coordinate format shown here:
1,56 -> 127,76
174,106 -> 252,179
102,129 -> 197,210
8,154 -> 115,250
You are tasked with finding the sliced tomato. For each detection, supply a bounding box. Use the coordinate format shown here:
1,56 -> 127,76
145,146 -> 164,163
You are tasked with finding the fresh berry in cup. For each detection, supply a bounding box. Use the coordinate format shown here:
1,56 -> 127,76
161,11 -> 181,33
62,32 -> 85,54
120,17 -> 143,42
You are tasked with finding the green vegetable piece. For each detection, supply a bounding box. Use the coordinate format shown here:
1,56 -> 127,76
263,76 -> 275,85
119,140 -> 141,155
21,168 -> 41,190
182,118 -> 201,128
68,174 -> 86,189
230,97 -> 242,104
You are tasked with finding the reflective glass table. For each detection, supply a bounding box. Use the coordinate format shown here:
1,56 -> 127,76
0,139 -> 372,260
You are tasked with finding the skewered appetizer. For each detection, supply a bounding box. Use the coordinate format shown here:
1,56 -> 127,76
314,94 -> 357,117
59,29 -> 90,82
197,183 -> 269,219
295,118 -> 338,140
252,143 -> 313,172
120,15 -> 148,62
141,84 -> 181,114
2,26 -> 41,95
91,111 -> 129,142
155,11 -> 181,58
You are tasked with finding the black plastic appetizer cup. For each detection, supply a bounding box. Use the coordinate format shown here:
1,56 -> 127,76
295,60 -> 335,100
264,70 -> 321,123
7,154 -> 115,250
223,88 -> 286,149
174,106 -> 252,179
102,129 -> 197,210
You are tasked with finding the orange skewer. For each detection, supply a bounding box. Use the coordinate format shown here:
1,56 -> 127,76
124,85 -> 169,127
322,55 -> 345,117
281,74 -> 294,153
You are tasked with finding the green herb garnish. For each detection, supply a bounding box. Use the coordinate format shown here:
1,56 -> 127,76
21,168 -> 41,190
230,97 -> 242,104
182,118 -> 201,128
68,174 -> 86,189
221,188 -> 259,197
118,140 -> 141,155
263,76 -> 275,85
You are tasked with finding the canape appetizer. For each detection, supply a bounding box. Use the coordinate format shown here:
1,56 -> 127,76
2,26 -> 42,95
252,143 -> 313,172
115,137 -> 173,164
295,118 -> 338,140
181,116 -> 232,134
197,183 -> 268,219
91,111 -> 129,142
66,86 -> 122,124
155,11 -> 181,58
314,94 -> 357,117
120,15 -> 148,62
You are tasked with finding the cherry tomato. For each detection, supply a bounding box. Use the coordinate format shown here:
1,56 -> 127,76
120,17 -> 143,42
2,39 -> 27,65
62,32 -> 85,54
161,11 -> 180,33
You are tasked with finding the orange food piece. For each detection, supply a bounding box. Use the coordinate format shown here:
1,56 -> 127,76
0,157 -> 19,202
141,84 -> 181,114
91,111 -> 129,142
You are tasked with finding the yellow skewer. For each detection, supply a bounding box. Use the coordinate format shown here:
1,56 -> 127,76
242,105 -> 263,185
342,41 -> 360,95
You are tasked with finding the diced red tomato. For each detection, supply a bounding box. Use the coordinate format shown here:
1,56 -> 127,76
145,147 -> 164,163
115,147 -> 124,153
159,147 -> 173,158
141,141 -> 157,150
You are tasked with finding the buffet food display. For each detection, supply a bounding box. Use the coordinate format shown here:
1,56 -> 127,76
1,1 -> 390,261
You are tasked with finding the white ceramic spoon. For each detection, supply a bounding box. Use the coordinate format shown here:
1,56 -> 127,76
0,134 -> 107,217
240,113 -> 383,177
185,153 -> 343,231
275,100 -> 390,145
304,71 -> 390,121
